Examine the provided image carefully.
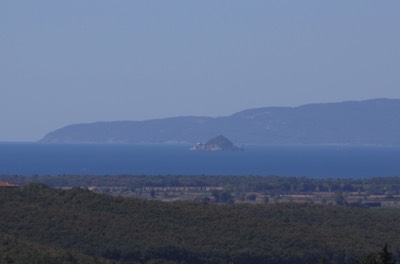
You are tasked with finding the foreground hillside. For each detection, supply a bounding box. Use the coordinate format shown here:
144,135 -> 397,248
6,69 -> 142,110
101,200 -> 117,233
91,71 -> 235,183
1,184 -> 399,263
40,98 -> 400,145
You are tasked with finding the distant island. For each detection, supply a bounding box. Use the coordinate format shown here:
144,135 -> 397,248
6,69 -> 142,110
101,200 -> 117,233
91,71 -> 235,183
190,135 -> 244,151
39,98 -> 400,145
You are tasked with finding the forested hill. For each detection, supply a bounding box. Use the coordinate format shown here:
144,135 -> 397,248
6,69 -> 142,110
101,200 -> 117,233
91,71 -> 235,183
40,98 -> 400,145
1,184 -> 400,263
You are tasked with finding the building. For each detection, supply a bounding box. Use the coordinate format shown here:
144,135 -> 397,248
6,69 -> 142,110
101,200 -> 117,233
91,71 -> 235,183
0,182 -> 19,188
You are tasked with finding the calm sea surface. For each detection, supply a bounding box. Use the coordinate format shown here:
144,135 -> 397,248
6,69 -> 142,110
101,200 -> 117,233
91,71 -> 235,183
0,143 -> 399,178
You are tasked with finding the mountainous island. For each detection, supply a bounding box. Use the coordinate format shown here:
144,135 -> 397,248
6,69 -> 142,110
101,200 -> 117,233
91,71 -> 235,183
190,135 -> 244,151
40,98 -> 400,145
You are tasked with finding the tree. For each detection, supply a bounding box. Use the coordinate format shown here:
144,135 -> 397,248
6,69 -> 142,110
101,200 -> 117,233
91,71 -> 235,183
246,194 -> 257,201
334,192 -> 347,206
211,190 -> 234,203
356,244 -> 396,264
379,243 -> 396,264
356,255 -> 378,264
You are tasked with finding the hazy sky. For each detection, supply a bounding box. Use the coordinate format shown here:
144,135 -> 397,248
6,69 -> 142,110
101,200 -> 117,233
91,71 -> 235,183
1,1 -> 400,141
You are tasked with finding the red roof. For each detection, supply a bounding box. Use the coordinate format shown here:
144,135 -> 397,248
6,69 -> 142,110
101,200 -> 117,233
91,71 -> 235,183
0,182 -> 19,187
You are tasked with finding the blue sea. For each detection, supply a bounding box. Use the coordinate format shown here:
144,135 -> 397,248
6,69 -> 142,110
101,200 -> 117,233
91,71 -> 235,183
0,143 -> 399,178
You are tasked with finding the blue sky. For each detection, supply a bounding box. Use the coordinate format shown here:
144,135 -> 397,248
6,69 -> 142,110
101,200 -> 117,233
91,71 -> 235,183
1,1 -> 400,141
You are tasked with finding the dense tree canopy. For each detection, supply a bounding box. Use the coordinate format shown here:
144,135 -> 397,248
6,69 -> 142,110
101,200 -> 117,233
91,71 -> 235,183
0,184 -> 399,263
3,174 -> 400,195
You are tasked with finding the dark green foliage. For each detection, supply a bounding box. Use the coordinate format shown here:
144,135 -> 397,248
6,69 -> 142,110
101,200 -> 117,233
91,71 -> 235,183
379,243 -> 396,264
0,234 -> 111,264
4,174 -> 400,195
211,190 -> 233,203
1,183 -> 400,263
334,192 -> 348,206
0,175 -> 400,195
204,135 -> 236,150
356,255 -> 378,264
246,193 -> 257,201
355,243 -> 396,264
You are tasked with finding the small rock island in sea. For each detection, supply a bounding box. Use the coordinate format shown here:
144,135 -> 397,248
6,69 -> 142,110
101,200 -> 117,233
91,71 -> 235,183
190,135 -> 244,151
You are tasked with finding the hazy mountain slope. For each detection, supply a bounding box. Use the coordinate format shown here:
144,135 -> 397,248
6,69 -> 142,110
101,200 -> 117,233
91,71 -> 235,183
40,98 -> 400,145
